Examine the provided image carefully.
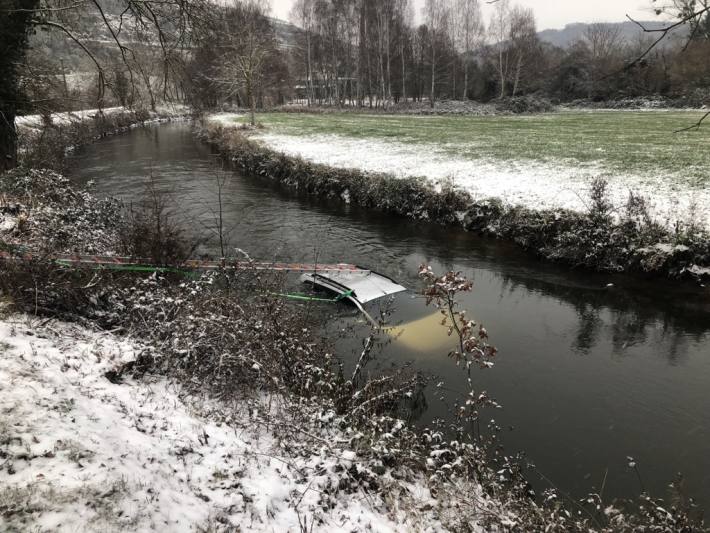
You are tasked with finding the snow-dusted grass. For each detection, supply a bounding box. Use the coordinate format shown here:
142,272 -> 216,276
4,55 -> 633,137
0,316 -> 449,532
219,111 -> 710,230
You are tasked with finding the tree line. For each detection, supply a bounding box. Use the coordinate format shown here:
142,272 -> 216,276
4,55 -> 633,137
186,0 -> 710,111
277,0 -> 710,108
2,0 -> 710,170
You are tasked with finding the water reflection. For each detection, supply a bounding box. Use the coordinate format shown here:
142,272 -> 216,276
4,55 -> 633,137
495,270 -> 709,363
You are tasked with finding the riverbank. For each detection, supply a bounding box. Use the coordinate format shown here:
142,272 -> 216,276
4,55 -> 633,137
198,119 -> 710,281
210,110 -> 710,232
16,105 -> 191,171
2,168 -> 702,531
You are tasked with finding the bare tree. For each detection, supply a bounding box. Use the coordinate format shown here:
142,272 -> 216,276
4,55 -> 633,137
487,2 -> 537,98
374,0 -> 395,108
213,1 -> 275,125
423,0 -> 451,107
455,0 -> 484,100
290,0 -> 316,106
585,24 -> 624,67
508,6 -> 537,96
489,0 -> 511,98
396,0 -> 413,102
585,23 -> 624,62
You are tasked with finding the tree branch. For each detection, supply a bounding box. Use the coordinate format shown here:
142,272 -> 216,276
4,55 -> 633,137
624,6 -> 710,69
674,110 -> 710,133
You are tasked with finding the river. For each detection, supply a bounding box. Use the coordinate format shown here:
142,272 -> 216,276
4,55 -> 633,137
70,122 -> 710,507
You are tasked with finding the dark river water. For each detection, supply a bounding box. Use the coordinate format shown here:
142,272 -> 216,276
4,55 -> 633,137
70,123 -> 710,507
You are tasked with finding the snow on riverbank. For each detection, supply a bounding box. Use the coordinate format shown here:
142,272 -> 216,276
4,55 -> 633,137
246,131 -> 709,231
0,316 -> 449,532
15,105 -> 191,130
15,107 -> 125,129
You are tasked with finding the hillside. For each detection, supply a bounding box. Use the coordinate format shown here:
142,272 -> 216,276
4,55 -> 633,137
538,20 -> 686,48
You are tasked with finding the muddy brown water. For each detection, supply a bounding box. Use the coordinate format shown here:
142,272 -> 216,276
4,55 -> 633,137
70,123 -> 710,507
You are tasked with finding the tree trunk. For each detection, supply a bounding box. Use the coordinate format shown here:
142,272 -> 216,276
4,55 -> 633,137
306,31 -> 313,106
247,78 -> 256,126
0,0 -> 37,171
430,47 -> 436,108
331,36 -> 339,106
137,62 -> 156,112
379,40 -> 386,109
498,47 -> 506,98
463,60 -> 469,100
0,115 -> 17,173
401,42 -> 406,102
512,53 -> 522,97
386,23 -> 392,105
61,59 -> 69,100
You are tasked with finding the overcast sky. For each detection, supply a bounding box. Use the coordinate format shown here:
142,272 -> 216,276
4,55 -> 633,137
269,0 -> 658,31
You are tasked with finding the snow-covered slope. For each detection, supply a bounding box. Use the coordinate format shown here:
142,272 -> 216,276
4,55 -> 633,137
0,316 -> 451,532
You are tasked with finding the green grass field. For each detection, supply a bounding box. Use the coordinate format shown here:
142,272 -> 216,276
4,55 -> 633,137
239,110 -> 710,186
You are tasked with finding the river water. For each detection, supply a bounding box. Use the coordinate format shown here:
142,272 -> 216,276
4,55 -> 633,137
70,123 -> 710,506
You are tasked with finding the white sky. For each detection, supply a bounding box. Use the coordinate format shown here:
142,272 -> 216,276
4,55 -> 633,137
269,0 -> 658,31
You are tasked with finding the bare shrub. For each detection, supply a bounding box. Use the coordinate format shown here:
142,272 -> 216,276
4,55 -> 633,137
16,125 -> 69,172
118,177 -> 199,266
0,258 -> 120,319
495,95 -> 555,114
418,265 -> 500,433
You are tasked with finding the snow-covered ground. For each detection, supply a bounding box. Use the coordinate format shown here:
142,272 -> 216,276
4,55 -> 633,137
15,107 -> 126,129
247,131 -> 709,231
16,104 -> 190,130
207,112 -> 245,127
0,316 -> 451,532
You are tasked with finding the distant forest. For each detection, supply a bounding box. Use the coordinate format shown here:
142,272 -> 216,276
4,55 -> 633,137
275,0 -> 710,106
19,0 -> 710,112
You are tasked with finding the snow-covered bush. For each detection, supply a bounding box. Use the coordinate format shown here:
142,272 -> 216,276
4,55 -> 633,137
0,169 -> 123,254
118,177 -> 199,266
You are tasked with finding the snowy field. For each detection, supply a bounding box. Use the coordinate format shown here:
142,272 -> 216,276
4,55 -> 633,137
0,315 -> 460,532
211,111 -> 710,230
